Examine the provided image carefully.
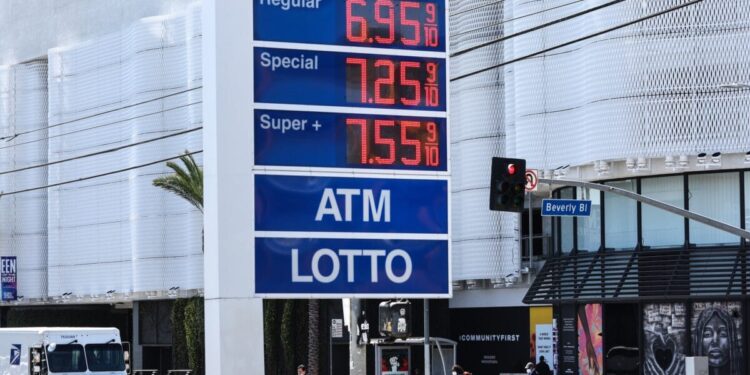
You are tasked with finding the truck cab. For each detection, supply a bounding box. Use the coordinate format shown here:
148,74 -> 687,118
0,328 -> 127,375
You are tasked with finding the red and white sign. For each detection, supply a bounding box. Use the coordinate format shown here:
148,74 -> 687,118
525,169 -> 539,192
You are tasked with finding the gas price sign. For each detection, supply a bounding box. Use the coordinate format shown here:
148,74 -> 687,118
255,110 -> 447,171
252,0 -> 449,298
255,48 -> 446,111
254,0 -> 446,52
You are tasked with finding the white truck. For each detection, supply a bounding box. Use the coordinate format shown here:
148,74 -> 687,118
0,327 -> 128,375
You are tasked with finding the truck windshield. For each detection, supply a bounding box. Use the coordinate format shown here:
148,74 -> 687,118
47,344 -> 87,373
85,344 -> 126,372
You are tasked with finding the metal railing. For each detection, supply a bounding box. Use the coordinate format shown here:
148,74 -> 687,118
133,371 -> 159,375
524,246 -> 748,304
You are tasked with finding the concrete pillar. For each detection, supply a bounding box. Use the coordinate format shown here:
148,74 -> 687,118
132,301 -> 143,370
203,0 -> 264,374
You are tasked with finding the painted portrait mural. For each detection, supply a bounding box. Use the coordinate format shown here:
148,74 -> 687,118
691,302 -> 743,375
578,304 -> 603,375
643,303 -> 688,375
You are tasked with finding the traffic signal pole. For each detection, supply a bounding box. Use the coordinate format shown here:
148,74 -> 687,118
424,299 -> 431,375
527,191 -> 533,285
541,178 -> 750,240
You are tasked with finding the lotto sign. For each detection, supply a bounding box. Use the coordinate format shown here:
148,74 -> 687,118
251,0 -> 450,298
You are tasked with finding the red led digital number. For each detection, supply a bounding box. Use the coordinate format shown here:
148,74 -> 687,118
374,0 -> 395,44
345,0 -> 439,48
400,1 -> 421,46
346,0 -> 368,42
373,120 -> 396,164
347,58 -> 440,108
374,60 -> 395,105
346,118 -> 368,164
346,118 -> 440,167
400,120 -> 421,166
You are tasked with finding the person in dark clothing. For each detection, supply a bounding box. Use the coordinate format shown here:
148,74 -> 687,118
535,356 -> 551,375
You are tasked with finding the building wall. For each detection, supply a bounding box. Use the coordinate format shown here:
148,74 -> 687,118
0,0 -> 196,65
506,0 -> 750,175
0,1 -> 203,303
450,0 -> 520,283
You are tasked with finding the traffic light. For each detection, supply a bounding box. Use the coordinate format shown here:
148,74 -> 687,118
489,157 -> 526,212
378,300 -> 411,339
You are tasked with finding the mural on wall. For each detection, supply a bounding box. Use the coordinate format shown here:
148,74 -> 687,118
578,304 -> 603,375
691,302 -> 743,375
643,303 -> 687,375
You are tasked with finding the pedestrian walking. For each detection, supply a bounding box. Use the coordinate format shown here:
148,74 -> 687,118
535,356 -> 551,375
452,364 -> 472,375
525,361 -> 536,375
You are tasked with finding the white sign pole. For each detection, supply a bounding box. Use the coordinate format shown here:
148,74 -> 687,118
203,0 -> 264,373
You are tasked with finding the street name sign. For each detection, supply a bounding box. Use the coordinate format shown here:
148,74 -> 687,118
541,199 -> 592,217
251,0 -> 450,298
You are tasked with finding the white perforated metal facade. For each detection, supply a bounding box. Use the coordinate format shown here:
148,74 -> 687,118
0,3 -> 203,303
449,0 -> 750,283
450,0 -> 521,282
506,0 -> 750,170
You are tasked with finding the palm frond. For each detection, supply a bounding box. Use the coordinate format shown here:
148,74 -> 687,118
153,152 -> 203,212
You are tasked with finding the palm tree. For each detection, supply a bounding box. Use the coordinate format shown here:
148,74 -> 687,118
152,152 -> 203,212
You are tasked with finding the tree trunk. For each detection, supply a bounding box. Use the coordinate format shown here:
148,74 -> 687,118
308,299 -> 320,375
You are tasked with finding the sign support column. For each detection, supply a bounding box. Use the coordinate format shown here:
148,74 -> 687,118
203,0 -> 264,373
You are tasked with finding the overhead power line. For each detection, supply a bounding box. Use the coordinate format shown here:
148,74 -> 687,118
450,0 -> 704,81
451,0 -> 585,39
450,0 -> 503,17
0,101 -> 201,151
0,126 -> 202,176
451,0 -> 625,58
0,150 -> 203,198
0,86 -> 202,141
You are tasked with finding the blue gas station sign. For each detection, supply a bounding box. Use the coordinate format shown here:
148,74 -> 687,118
254,0 -> 447,52
255,48 -> 446,111
254,109 -> 447,171
255,237 -> 449,296
255,174 -> 448,233
252,0 -> 449,297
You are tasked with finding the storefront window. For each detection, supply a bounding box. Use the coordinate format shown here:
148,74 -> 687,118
688,172 -> 740,246
577,188 -> 601,252
642,176 -> 685,248
560,188 -> 574,254
604,180 -> 637,250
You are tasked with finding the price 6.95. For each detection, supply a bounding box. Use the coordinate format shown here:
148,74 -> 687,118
346,0 -> 440,48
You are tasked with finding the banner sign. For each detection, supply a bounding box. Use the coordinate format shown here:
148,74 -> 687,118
255,175 -> 448,234
254,237 -> 448,296
1,256 -> 17,301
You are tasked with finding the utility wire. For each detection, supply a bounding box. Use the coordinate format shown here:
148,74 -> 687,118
0,101 -> 201,151
451,0 -> 585,39
0,86 -> 202,141
451,0 -> 625,57
0,150 -> 203,198
451,0 -> 503,17
451,0 -> 704,81
0,127 -> 202,176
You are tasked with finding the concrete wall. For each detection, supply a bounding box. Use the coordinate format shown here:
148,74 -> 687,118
0,0 -> 198,65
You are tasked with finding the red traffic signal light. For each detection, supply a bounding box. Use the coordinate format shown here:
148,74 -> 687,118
490,157 -> 527,213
